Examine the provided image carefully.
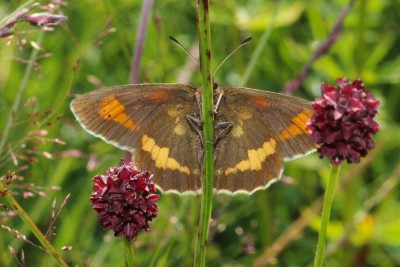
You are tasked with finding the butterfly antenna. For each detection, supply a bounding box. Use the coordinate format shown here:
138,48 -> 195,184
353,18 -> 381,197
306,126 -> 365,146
169,36 -> 199,66
213,37 -> 252,77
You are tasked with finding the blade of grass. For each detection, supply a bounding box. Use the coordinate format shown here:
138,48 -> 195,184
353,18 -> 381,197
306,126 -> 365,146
0,180 -> 68,267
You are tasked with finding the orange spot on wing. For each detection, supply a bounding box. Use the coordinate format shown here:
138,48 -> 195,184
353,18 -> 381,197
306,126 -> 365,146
148,90 -> 171,103
278,109 -> 312,140
98,96 -> 140,131
278,124 -> 304,140
291,109 -> 312,131
250,95 -> 269,108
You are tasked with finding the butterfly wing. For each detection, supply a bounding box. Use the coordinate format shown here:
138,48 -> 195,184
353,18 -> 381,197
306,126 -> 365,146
214,87 -> 315,194
71,83 -> 202,193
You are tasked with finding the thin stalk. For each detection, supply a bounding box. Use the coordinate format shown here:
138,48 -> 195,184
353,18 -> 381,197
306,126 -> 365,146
130,0 -> 153,84
125,0 -> 154,162
313,165 -> 341,267
0,181 -> 68,267
194,0 -> 214,266
0,32 -> 44,155
123,239 -> 136,267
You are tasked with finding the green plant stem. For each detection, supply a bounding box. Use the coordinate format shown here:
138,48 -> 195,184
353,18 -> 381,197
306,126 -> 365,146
0,32 -> 43,155
0,181 -> 68,267
123,239 -> 136,267
314,165 -> 341,267
194,0 -> 214,266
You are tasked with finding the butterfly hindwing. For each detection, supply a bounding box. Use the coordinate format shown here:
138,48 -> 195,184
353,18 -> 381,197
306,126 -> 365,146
136,101 -> 202,193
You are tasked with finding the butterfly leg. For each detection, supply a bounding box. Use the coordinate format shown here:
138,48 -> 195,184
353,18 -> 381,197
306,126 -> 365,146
213,93 -> 223,113
214,121 -> 233,145
186,115 -> 203,144
187,114 -> 205,165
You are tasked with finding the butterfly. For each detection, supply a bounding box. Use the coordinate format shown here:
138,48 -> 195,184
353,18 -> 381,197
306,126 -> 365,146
70,83 -> 315,194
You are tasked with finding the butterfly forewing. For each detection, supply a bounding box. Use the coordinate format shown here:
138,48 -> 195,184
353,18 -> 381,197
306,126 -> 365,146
224,88 -> 315,158
71,83 -> 201,193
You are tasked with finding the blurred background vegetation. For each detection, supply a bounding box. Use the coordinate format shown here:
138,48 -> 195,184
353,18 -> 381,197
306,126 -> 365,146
1,0 -> 399,266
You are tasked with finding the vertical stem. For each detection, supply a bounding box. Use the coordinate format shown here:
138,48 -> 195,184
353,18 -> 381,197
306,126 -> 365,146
125,0 -> 154,162
123,239 -> 136,267
194,0 -> 214,266
130,0 -> 153,84
314,165 -> 341,267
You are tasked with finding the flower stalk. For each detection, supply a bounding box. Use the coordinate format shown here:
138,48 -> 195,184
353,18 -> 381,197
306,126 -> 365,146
309,78 -> 380,266
123,239 -> 136,267
313,165 -> 341,267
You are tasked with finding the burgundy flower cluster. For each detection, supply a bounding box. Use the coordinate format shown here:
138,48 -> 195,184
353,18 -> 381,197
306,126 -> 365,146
307,78 -> 380,165
90,160 -> 159,240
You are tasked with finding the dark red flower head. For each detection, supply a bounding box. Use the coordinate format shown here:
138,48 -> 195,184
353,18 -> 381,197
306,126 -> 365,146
90,160 -> 160,240
307,78 -> 380,165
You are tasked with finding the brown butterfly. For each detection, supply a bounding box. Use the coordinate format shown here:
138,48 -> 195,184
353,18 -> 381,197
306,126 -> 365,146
70,83 -> 315,194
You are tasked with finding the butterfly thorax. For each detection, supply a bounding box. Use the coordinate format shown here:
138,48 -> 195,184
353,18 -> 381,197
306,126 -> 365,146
186,84 -> 233,166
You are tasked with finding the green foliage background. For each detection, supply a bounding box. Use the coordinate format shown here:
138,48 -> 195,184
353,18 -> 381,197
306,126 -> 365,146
1,0 -> 399,266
